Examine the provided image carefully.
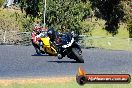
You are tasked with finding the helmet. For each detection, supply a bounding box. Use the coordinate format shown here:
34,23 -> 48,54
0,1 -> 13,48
47,28 -> 55,38
33,24 -> 42,33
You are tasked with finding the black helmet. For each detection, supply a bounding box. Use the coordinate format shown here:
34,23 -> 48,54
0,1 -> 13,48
47,28 -> 55,38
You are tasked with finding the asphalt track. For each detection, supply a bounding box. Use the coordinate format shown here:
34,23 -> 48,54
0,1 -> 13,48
0,45 -> 132,78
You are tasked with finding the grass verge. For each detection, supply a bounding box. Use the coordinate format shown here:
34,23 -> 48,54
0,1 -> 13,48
83,37 -> 132,51
0,77 -> 131,88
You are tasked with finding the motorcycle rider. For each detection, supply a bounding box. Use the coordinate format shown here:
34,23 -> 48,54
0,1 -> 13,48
31,21 -> 43,54
47,25 -> 71,59
47,27 -> 58,47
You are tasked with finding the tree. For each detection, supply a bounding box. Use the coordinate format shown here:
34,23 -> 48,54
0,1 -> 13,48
122,0 -> 132,38
24,0 -> 39,17
48,0 -> 92,32
0,0 -> 4,7
90,0 -> 124,36
24,0 -> 92,33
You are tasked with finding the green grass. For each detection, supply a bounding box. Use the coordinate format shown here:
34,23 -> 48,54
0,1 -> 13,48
82,36 -> 132,51
81,18 -> 132,51
91,23 -> 129,38
91,18 -> 129,38
0,80 -> 131,88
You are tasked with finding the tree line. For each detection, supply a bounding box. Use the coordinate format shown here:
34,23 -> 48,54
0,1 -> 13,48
1,0 -> 132,37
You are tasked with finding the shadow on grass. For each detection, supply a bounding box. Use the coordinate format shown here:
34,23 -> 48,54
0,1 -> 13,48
82,46 -> 104,49
47,60 -> 78,63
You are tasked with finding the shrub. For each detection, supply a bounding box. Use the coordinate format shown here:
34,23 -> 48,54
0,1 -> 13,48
0,0 -> 4,7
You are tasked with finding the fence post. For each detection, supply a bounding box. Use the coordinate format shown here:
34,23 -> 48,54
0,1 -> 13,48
128,38 -> 130,46
3,31 -> 6,43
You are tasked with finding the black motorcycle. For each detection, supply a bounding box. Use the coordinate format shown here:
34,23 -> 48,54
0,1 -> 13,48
55,32 -> 84,63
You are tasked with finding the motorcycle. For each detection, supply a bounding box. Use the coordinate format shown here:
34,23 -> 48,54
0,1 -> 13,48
55,32 -> 84,63
33,32 -> 57,56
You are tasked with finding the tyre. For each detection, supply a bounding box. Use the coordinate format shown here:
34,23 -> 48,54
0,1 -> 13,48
72,48 -> 84,63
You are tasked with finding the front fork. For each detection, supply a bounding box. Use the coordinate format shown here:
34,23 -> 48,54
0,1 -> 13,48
57,46 -> 66,59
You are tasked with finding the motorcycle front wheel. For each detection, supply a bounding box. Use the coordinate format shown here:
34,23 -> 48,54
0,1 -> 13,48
72,48 -> 84,63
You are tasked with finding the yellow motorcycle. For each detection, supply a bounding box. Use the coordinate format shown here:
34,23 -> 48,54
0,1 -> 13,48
40,36 -> 57,56
34,32 -> 57,56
